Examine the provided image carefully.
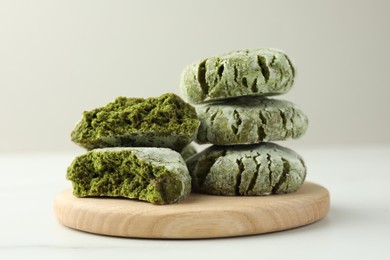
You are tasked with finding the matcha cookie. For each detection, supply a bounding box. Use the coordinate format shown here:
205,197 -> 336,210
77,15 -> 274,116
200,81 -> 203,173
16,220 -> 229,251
180,144 -> 197,160
67,147 -> 191,204
180,48 -> 295,104
196,97 -> 308,145
71,93 -> 200,151
186,142 -> 306,195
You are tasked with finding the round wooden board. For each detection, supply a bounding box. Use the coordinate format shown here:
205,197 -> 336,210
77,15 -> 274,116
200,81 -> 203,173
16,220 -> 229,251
53,182 -> 329,239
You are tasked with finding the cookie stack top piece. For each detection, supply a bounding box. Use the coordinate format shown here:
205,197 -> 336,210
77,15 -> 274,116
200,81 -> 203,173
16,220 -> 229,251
181,48 -> 295,104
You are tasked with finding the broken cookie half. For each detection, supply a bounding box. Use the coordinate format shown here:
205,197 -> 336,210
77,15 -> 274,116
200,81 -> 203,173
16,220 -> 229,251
71,93 -> 200,152
67,147 -> 191,204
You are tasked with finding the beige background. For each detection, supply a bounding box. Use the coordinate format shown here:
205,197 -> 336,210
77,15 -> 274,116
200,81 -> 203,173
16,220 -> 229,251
0,0 -> 389,153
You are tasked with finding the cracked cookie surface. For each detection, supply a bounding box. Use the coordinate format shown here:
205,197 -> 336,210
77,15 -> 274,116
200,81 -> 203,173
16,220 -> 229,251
67,147 -> 191,204
195,96 -> 308,145
180,48 -> 295,104
186,142 -> 306,195
71,93 -> 200,152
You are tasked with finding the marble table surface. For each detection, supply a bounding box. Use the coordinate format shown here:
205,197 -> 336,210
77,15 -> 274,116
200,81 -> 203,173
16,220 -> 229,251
1,146 -> 389,260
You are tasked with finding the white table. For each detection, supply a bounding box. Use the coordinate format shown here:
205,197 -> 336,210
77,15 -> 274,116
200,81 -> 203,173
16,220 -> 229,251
1,146 -> 389,260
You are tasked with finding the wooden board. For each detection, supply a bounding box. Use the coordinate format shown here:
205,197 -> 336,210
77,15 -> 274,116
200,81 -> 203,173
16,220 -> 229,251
53,182 -> 329,239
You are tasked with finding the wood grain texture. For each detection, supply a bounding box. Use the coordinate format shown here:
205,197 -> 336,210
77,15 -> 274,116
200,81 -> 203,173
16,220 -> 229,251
53,182 -> 329,239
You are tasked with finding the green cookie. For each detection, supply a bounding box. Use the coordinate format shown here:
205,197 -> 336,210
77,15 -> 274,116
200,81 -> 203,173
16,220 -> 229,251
71,93 -> 200,151
186,142 -> 306,196
181,48 -> 295,104
67,147 -> 191,204
195,97 -> 308,145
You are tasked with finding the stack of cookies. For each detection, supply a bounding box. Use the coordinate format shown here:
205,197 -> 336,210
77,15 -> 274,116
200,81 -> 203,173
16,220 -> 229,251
65,48 -> 308,205
66,93 -> 200,204
180,48 -> 309,195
